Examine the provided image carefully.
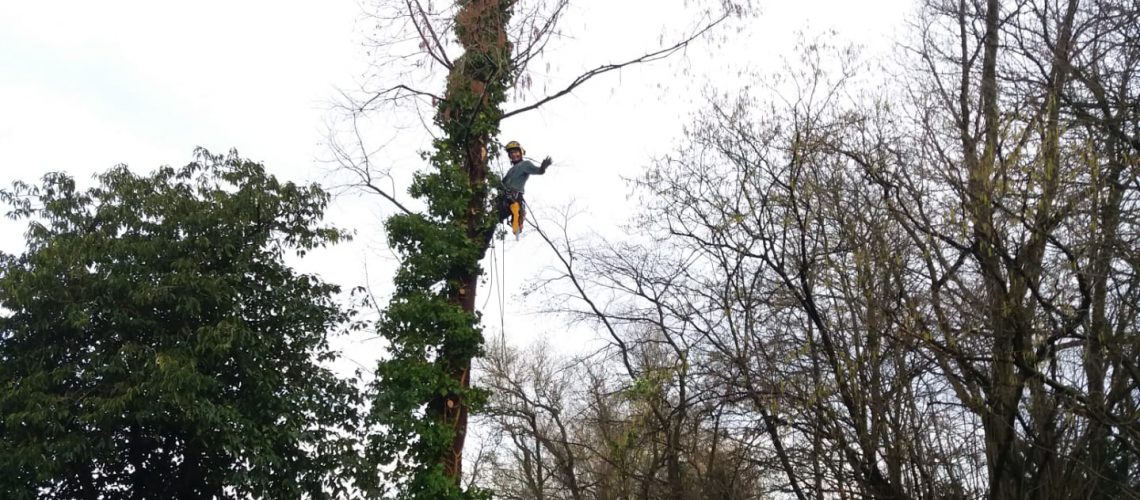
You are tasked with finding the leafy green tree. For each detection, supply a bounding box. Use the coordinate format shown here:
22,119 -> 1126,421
0,150 -> 362,499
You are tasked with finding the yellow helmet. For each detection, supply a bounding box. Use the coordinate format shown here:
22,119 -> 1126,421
504,140 -> 525,155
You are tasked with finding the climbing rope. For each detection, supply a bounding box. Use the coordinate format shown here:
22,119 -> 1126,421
479,224 -> 510,358
498,234 -> 507,350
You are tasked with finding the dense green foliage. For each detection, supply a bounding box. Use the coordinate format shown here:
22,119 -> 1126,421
364,1 -> 517,498
0,150 -> 361,499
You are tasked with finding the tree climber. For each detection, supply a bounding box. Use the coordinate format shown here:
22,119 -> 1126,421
496,140 -> 552,237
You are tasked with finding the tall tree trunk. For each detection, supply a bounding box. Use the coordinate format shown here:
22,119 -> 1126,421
434,0 -> 514,483
368,1 -> 516,496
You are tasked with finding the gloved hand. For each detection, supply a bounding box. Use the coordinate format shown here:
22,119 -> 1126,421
541,156 -> 553,168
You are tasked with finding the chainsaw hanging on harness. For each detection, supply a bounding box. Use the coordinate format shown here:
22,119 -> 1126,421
510,199 -> 522,237
500,191 -> 525,239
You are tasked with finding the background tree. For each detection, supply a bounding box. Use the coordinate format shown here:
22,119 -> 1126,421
507,0 -> 1140,497
881,0 -> 1140,496
0,150 -> 362,500
476,332 -> 767,500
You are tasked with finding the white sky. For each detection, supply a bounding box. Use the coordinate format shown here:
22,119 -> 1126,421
0,0 -> 911,375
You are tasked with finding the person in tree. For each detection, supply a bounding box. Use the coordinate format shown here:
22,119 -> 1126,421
497,140 -> 552,236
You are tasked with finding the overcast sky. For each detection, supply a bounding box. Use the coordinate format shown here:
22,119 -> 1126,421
0,0 -> 910,374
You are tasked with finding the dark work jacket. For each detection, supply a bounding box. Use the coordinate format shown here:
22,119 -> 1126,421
501,159 -> 547,193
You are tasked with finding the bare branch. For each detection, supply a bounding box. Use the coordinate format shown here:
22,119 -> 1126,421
326,102 -> 417,216
509,0 -> 570,82
360,84 -> 444,111
502,12 -> 730,119
406,0 -> 454,70
526,210 -> 638,379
